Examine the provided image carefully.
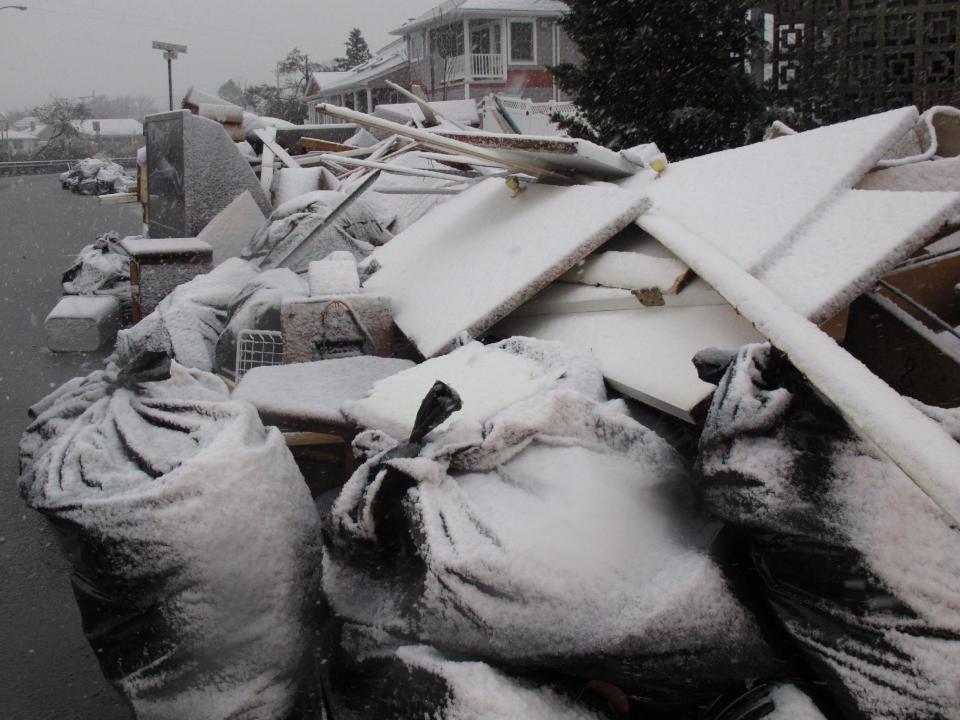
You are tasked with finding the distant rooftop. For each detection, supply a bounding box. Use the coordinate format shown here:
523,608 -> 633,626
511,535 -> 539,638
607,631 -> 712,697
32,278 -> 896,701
391,0 -> 569,35
307,40 -> 407,97
71,119 -> 143,137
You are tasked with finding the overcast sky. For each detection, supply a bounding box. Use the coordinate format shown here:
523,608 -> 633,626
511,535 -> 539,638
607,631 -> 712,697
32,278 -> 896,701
0,0 -> 440,113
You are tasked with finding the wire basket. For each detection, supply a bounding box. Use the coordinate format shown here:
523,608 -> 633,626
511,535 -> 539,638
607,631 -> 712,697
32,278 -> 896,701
235,329 -> 284,382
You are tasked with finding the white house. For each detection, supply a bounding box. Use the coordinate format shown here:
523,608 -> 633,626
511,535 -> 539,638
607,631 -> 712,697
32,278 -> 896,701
393,0 -> 580,103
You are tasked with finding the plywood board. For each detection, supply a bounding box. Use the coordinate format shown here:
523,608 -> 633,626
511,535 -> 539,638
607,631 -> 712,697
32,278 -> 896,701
622,107 -> 919,270
495,304 -> 763,422
363,177 -> 648,357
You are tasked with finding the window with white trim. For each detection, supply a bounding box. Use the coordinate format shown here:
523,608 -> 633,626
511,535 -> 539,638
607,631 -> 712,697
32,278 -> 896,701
509,20 -> 536,63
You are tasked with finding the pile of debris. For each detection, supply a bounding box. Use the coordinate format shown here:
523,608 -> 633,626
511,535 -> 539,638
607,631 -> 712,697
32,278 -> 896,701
23,88 -> 960,720
59,157 -> 136,196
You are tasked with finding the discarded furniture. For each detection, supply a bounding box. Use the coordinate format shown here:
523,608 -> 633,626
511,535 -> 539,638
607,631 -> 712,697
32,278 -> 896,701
233,356 -> 413,492
144,110 -> 271,238
121,237 -> 213,322
281,294 -> 393,363
45,295 -> 120,352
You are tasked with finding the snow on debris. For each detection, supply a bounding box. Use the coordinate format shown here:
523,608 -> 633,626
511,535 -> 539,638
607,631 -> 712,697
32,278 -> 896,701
20,362 -> 322,720
363,176 -> 648,357
326,387 -> 777,692
343,340 -> 563,439
757,188 -> 960,322
628,107 -> 918,271
234,355 -> 414,425
699,343 -> 960,718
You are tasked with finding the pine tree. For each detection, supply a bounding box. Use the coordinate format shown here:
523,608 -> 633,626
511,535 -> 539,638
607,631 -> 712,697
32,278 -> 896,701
553,0 -> 766,159
334,28 -> 373,71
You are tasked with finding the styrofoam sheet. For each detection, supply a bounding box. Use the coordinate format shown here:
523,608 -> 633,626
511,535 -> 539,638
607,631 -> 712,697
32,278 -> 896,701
515,278 -> 724,317
364,177 -> 648,357
624,107 -> 919,271
495,304 -> 763,421
758,189 -> 960,321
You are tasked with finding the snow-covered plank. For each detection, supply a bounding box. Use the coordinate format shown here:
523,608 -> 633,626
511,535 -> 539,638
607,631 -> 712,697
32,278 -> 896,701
435,130 -> 639,180
562,251 -> 689,293
495,304 -> 763,422
363,177 -> 648,357
254,128 -> 301,169
196,190 -> 266,266
639,208 -> 960,526
233,356 -> 414,426
626,107 -> 919,271
514,277 -> 724,317
757,189 -> 960,321
342,342 -> 562,439
858,156 -> 960,192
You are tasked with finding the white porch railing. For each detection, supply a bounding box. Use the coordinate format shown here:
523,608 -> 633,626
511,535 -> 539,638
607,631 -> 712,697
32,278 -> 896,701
444,53 -> 505,83
471,53 -> 504,79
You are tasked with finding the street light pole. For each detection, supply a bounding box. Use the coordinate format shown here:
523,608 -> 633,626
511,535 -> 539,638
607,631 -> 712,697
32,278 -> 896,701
151,41 -> 188,111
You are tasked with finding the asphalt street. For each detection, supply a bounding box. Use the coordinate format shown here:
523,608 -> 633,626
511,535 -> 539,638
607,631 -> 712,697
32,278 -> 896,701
0,174 -> 139,719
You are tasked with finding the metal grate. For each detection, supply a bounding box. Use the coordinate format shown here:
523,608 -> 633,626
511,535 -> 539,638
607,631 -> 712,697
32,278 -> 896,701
235,329 -> 284,381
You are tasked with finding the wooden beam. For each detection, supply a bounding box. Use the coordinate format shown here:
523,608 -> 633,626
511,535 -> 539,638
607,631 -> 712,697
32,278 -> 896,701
638,210 -> 960,526
299,137 -> 356,153
254,127 -> 301,169
316,103 -> 574,184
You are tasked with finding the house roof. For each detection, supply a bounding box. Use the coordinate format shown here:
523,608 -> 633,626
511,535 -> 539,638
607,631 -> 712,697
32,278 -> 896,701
71,119 -> 144,137
391,0 -> 569,35
0,129 -> 41,141
307,40 -> 408,97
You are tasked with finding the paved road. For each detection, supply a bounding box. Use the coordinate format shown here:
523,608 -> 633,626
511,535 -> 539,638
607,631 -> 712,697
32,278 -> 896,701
0,174 -> 140,719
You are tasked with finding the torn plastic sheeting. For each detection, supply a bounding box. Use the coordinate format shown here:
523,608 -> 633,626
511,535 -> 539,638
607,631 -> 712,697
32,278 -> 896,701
362,177 -> 648,358
244,189 -> 392,273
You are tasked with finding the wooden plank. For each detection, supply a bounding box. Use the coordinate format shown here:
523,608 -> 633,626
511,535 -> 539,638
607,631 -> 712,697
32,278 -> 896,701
317,103 -> 574,184
299,137 -> 356,153
318,154 -> 478,182
438,132 -> 579,155
638,209 -> 960,526
97,192 -> 138,205
254,127 -> 301,169
259,127 -> 276,196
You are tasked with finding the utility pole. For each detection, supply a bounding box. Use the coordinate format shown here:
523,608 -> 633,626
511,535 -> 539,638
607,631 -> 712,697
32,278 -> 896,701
151,41 -> 188,111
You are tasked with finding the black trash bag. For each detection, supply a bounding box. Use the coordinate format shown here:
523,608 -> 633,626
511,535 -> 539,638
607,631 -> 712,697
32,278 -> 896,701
61,231 -> 133,321
322,623 -> 611,720
705,682 -> 829,720
19,361 -> 324,720
696,343 -> 960,719
323,384 -> 785,710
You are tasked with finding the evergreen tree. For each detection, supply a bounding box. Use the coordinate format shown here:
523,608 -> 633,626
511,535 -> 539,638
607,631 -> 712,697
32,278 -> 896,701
553,0 -> 766,158
217,79 -> 246,107
334,28 -> 372,71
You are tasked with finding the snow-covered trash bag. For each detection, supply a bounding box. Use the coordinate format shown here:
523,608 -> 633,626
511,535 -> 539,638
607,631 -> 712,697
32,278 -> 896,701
62,231 -> 133,321
19,361 -> 323,720
696,343 -> 960,720
323,624 -> 608,720
112,258 -> 260,373
325,379 -> 783,709
60,158 -> 135,196
244,191 -> 392,273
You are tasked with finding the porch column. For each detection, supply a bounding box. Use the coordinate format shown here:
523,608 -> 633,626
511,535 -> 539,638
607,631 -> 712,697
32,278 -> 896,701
366,87 -> 374,113
463,18 -> 472,84
353,90 -> 362,112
